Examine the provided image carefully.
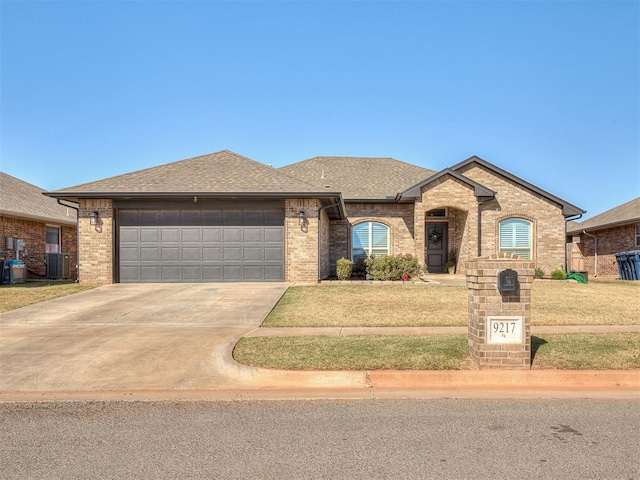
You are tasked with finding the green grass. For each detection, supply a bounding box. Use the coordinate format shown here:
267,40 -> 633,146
531,333 -> 640,370
263,281 -> 640,327
234,333 -> 640,370
0,282 -> 94,313
234,335 -> 472,370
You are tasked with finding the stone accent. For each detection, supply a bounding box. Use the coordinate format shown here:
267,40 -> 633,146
466,253 -> 535,369
78,199 -> 113,285
285,198 -> 321,282
0,215 -> 78,279
570,224 -> 637,277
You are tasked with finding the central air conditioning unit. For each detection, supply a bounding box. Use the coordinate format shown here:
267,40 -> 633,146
45,253 -> 71,279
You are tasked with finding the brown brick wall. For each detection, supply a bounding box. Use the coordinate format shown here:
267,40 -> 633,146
1,215 -> 78,279
571,224 -> 638,277
416,176 -> 479,273
457,164 -> 568,275
285,198 -> 321,282
328,203 -> 415,272
78,199 -> 113,285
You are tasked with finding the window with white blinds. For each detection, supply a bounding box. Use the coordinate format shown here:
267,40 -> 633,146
352,222 -> 389,261
499,218 -> 532,259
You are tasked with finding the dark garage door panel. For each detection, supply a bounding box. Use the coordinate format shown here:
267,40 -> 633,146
119,211 -> 285,282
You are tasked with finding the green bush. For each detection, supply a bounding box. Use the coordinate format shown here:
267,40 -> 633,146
336,258 -> 353,280
534,267 -> 545,279
366,254 -> 420,281
352,258 -> 367,277
551,269 -> 566,280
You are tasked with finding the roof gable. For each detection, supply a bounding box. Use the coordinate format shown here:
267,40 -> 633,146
452,156 -> 585,217
567,197 -> 640,233
48,150 -> 331,198
400,168 -> 496,199
279,156 -> 435,201
0,172 -> 77,225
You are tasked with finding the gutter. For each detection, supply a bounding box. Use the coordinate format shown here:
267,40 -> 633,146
56,199 -> 80,283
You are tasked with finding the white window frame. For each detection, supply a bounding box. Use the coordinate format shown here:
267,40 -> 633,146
499,218 -> 532,259
352,222 -> 390,261
636,224 -> 640,247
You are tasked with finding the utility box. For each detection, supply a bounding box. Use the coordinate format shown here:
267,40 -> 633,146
45,253 -> 71,279
3,260 -> 26,285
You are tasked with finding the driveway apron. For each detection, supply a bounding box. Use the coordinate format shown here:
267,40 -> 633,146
0,283 -> 287,391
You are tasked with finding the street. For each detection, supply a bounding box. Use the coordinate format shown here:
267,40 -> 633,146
2,399 -> 639,479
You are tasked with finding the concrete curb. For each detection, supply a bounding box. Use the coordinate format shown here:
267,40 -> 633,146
217,337 -> 640,392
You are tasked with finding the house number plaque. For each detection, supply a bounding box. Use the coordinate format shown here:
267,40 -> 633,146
487,316 -> 524,344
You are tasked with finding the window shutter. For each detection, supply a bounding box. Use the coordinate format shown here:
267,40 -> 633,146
499,219 -> 531,259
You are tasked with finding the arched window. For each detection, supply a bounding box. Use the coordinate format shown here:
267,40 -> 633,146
499,218 -> 532,259
352,222 -> 389,261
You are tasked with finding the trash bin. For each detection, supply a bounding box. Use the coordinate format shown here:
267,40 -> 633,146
616,251 -> 640,280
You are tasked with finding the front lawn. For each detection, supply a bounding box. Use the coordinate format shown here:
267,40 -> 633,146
0,282 -> 94,313
234,333 -> 640,370
263,281 -> 640,327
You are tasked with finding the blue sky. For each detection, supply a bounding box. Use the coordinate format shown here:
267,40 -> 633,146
1,0 -> 638,220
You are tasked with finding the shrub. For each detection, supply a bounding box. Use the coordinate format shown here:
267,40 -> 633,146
352,258 -> 367,277
534,268 -> 545,279
550,269 -> 566,280
366,254 -> 420,281
336,258 -> 353,280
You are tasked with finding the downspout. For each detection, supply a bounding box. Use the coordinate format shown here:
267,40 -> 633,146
57,199 -> 80,283
317,201 -> 341,281
477,197 -> 494,257
583,230 -> 598,277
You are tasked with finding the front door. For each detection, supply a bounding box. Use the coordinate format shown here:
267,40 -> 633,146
426,222 -> 447,273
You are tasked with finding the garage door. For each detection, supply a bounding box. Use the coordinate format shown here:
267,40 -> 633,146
118,207 -> 285,282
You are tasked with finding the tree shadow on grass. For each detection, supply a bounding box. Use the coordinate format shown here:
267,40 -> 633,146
531,336 -> 548,364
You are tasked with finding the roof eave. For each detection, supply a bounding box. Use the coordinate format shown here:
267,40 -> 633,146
0,209 -> 77,226
453,155 -> 586,218
568,218 -> 640,234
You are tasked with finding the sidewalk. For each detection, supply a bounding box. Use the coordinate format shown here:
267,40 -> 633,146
246,325 -> 640,337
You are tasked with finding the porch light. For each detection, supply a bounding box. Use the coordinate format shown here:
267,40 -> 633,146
90,211 -> 99,226
298,211 -> 306,227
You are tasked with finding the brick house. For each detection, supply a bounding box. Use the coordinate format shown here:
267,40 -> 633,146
46,150 -> 584,285
1,172 -> 78,280
567,197 -> 640,278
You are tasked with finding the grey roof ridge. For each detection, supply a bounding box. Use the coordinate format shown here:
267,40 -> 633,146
399,167 -> 496,199
47,149 -> 324,194
281,154 -> 435,169
451,155 -> 585,217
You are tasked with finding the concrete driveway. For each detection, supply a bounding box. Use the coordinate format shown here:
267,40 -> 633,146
0,283 -> 288,392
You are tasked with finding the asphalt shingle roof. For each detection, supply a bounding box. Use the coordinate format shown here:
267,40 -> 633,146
567,197 -> 640,233
279,156 -> 436,200
49,150 -> 327,197
0,172 -> 77,225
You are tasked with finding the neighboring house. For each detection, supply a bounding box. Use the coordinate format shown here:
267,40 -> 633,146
567,197 -> 640,278
46,150 -> 584,285
1,172 -> 78,280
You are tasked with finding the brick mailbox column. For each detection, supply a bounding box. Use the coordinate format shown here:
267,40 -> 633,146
466,253 -> 535,369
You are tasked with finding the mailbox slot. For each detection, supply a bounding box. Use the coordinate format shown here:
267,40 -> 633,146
498,269 -> 518,292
